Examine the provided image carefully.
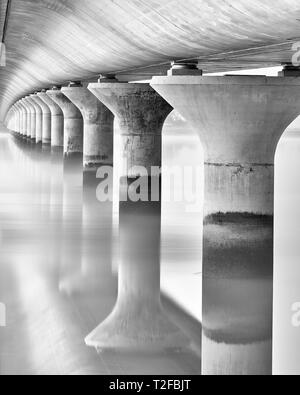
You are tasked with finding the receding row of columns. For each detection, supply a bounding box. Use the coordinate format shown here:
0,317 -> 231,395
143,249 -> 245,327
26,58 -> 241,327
5,68 -> 300,375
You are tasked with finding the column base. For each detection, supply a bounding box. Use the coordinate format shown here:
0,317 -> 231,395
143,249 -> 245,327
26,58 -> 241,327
85,305 -> 190,353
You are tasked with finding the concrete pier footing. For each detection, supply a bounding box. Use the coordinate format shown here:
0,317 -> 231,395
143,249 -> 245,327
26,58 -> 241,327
46,87 -> 83,159
84,82 -> 188,352
151,75 -> 300,375
38,91 -> 64,148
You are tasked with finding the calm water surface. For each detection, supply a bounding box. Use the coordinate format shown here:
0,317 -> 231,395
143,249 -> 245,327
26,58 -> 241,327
0,117 -> 300,375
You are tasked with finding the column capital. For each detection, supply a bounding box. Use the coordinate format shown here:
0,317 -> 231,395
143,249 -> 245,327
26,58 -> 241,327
46,88 -> 82,119
31,93 -> 51,115
151,75 -> 300,164
37,92 -> 62,116
29,95 -> 43,114
88,83 -> 173,135
61,86 -> 108,123
62,85 -> 114,169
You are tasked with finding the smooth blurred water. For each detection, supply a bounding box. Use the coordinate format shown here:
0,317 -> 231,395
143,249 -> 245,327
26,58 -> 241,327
0,123 -> 201,375
0,116 -> 300,375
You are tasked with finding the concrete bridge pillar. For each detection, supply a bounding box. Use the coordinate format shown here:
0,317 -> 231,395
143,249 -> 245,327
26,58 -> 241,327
151,75 -> 300,375
15,102 -> 22,136
15,102 -> 23,136
29,95 -> 43,144
38,90 -> 64,149
24,97 -> 36,141
46,86 -> 83,160
61,82 -> 114,184
85,81 -> 187,352
20,101 -> 28,138
61,82 -> 115,288
31,93 -> 51,146
12,105 -> 20,135
21,98 -> 31,140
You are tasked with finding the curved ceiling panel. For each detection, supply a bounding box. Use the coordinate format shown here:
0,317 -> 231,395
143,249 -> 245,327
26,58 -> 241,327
1,0 -> 300,120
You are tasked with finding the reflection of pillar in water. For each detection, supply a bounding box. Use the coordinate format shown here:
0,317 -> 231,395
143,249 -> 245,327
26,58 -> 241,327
61,84 -> 115,280
46,85 -> 84,293
85,81 -> 188,351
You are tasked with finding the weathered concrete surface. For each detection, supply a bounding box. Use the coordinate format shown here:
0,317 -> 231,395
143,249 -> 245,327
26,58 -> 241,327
62,86 -> 114,171
88,83 -> 172,177
46,88 -> 83,157
1,0 -> 300,120
38,91 -> 64,148
151,75 -> 300,375
28,95 -> 43,144
31,94 -> 51,145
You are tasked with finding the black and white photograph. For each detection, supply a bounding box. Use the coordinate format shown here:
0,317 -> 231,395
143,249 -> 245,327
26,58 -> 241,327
1,0 -> 300,378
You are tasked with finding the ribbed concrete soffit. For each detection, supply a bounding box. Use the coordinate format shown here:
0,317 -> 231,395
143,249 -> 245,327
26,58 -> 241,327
1,0 -> 300,119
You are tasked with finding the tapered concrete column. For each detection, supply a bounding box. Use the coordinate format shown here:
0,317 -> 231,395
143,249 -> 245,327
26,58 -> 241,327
85,82 -> 187,352
24,97 -> 36,140
10,106 -> 19,134
61,83 -> 114,179
46,86 -> 83,158
21,98 -> 31,139
38,90 -> 64,148
13,105 -> 19,134
61,83 -> 115,295
15,103 -> 22,136
29,95 -> 43,144
151,75 -> 300,375
31,93 -> 51,145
